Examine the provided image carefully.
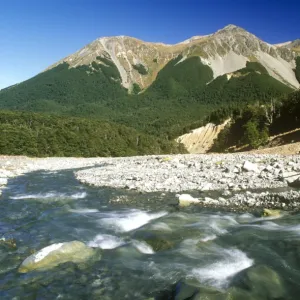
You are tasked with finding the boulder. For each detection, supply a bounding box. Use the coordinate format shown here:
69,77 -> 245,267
18,241 -> 96,273
288,176 -> 300,188
143,235 -> 174,252
230,265 -> 286,299
279,171 -> 300,184
177,194 -> 200,207
174,279 -> 227,300
263,208 -> 282,217
242,161 -> 259,173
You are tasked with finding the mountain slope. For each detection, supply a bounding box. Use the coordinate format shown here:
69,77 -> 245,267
209,90 -> 300,152
45,24 -> 299,90
0,24 -> 298,142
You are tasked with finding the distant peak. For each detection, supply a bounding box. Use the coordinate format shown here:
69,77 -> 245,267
224,24 -> 239,30
218,24 -> 246,32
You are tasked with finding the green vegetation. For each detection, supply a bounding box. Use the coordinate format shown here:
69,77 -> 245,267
211,90 -> 300,152
132,63 -> 148,75
295,57 -> 300,83
0,110 -> 183,157
210,104 -> 270,151
243,121 -> 268,148
239,61 -> 268,75
0,62 -> 127,111
132,83 -> 141,94
271,90 -> 300,134
0,58 -> 294,153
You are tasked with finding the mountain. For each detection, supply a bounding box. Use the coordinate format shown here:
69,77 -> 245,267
46,24 -> 299,90
275,39 -> 300,53
0,24 -> 299,142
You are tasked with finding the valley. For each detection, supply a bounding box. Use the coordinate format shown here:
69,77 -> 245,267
1,22 -> 300,299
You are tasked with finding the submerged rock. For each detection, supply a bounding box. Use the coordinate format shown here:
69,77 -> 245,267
160,279 -> 254,300
144,237 -> 174,252
18,241 -> 96,273
231,265 -> 286,299
0,237 -> 17,248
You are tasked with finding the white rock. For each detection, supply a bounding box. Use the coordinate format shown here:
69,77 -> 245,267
264,165 -> 273,173
243,161 -> 259,173
280,172 -> 300,184
0,178 -> 8,186
177,194 -> 200,207
18,241 -> 96,273
204,197 -> 219,205
233,167 -> 240,173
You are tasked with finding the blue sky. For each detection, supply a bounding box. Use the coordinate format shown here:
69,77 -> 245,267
1,0 -> 299,89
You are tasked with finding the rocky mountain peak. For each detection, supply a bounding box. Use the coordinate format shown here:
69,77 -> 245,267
46,25 -> 299,91
221,24 -> 243,31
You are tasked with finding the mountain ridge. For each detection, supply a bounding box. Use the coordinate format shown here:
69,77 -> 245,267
0,24 -> 299,156
44,24 -> 299,91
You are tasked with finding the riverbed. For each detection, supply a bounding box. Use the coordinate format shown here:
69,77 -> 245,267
1,163 -> 300,299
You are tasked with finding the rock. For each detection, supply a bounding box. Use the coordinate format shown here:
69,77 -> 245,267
143,237 -> 174,252
0,178 -> 8,186
264,165 -> 273,173
222,190 -> 232,196
200,183 -> 213,191
246,198 -> 256,207
242,161 -> 259,173
288,176 -> 300,188
0,237 -> 17,248
177,194 -> 200,207
263,208 -> 282,217
18,241 -> 96,273
279,171 -> 300,184
233,166 -> 240,173
231,265 -> 286,299
204,197 -> 219,205
174,279 -> 227,300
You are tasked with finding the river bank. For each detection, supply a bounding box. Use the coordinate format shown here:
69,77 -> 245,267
1,154 -> 300,211
1,155 -> 300,299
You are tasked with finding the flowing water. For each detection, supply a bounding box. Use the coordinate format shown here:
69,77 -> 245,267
1,169 -> 300,299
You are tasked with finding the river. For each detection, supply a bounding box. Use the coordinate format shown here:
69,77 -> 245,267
1,168 -> 300,299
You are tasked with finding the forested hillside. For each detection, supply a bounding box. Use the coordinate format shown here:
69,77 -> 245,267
0,111 -> 183,157
0,58 -> 293,140
295,57 -> 300,83
210,90 -> 300,152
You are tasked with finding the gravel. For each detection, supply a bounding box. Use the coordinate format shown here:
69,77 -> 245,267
75,154 -> 300,192
1,154 -> 300,210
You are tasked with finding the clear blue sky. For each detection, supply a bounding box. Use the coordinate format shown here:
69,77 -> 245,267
1,0 -> 299,90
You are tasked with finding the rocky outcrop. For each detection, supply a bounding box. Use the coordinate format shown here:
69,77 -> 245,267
47,25 -> 299,90
176,120 -> 230,154
18,241 -> 97,273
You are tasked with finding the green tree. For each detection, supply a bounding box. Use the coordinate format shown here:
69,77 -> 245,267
243,121 -> 261,148
295,57 -> 300,84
